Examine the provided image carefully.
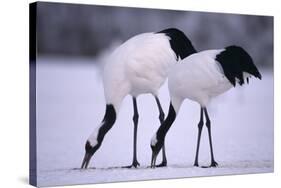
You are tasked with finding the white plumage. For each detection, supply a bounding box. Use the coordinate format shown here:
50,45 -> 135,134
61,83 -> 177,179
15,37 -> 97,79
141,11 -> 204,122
103,32 -> 176,111
150,45 -> 261,168
168,49 -> 233,112
81,28 -> 197,169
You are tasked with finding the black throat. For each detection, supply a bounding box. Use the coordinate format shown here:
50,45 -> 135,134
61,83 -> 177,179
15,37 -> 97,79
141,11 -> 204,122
96,104 -> 117,146
156,103 -> 176,144
157,28 -> 197,60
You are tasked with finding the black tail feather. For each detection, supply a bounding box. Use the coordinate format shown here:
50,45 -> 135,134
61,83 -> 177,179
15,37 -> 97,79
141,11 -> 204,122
215,45 -> 262,87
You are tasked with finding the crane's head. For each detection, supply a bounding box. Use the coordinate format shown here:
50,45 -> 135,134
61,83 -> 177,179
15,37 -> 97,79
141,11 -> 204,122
150,134 -> 164,168
81,140 -> 99,169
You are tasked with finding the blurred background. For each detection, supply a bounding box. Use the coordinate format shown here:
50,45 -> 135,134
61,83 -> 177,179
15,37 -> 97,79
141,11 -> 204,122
36,2 -> 273,67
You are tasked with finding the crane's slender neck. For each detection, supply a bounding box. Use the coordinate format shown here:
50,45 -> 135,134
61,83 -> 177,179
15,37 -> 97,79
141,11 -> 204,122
88,104 -> 117,148
102,104 -> 116,125
97,104 -> 116,144
156,103 -> 177,141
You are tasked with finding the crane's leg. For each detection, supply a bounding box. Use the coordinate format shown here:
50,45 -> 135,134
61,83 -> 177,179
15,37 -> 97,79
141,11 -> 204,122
154,96 -> 167,167
194,107 -> 204,167
123,97 -> 140,168
203,107 -> 218,167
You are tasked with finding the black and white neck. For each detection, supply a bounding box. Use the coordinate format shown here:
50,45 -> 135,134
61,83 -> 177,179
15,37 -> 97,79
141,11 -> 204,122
87,104 -> 116,149
151,103 -> 176,148
157,28 -> 197,60
81,104 -> 117,168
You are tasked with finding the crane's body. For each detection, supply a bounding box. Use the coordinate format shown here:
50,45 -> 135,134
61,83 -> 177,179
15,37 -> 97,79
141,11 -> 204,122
103,32 -> 176,111
81,28 -> 197,169
151,46 -> 261,168
168,49 -> 233,112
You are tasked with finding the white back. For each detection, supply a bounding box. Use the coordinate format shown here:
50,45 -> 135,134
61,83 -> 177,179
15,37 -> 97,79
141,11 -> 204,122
168,49 -> 233,108
103,32 -> 177,111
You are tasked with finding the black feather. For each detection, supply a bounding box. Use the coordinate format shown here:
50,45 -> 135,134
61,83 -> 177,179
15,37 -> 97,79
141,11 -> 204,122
215,45 -> 262,87
157,28 -> 197,60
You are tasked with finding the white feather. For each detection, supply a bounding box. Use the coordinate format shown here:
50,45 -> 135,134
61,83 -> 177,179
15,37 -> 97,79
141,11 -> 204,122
88,32 -> 178,147
87,124 -> 102,147
151,134 -> 158,146
168,49 -> 233,107
103,32 -> 177,111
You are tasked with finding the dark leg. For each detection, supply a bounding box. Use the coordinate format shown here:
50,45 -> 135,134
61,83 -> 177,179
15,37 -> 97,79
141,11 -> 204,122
154,96 -> 167,167
123,97 -> 140,168
203,108 -> 218,167
132,97 -> 140,167
194,107 -> 204,167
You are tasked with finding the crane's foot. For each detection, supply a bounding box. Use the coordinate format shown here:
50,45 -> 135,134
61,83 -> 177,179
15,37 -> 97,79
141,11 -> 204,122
122,160 -> 140,168
156,161 -> 167,168
193,162 -> 199,167
201,160 -> 218,168
210,160 -> 218,167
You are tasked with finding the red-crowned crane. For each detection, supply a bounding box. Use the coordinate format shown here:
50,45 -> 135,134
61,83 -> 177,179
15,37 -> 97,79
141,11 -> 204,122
150,46 -> 261,168
81,28 -> 197,169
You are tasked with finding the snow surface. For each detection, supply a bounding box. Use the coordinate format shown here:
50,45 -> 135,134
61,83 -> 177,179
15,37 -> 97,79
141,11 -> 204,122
36,58 -> 273,187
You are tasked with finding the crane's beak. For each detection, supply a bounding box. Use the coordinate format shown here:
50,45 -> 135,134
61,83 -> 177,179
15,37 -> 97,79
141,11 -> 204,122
81,140 -> 97,169
150,146 -> 161,168
81,152 -> 93,169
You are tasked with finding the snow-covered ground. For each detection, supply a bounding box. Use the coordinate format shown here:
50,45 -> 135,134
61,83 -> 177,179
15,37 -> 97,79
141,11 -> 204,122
36,58 -> 273,187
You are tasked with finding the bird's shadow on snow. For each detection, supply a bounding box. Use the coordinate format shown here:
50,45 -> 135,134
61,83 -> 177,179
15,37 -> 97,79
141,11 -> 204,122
72,160 -> 272,171
40,160 -> 272,174
71,165 -> 152,171
169,160 -> 272,169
